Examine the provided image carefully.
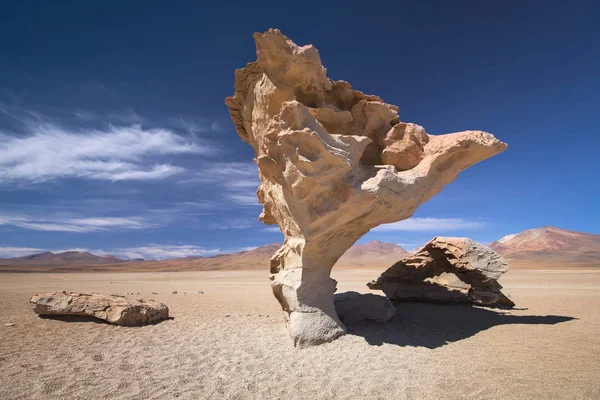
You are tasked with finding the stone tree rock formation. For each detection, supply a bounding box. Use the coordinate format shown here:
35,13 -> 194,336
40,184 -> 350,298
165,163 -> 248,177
367,237 -> 515,308
225,29 -> 507,347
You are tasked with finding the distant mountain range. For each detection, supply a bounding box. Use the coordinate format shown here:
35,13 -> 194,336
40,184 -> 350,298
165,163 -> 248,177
1,227 -> 598,272
4,251 -> 126,267
488,226 -> 600,267
0,241 -> 407,272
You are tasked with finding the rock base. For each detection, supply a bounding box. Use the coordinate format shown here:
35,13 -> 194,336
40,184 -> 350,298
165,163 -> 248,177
334,291 -> 396,324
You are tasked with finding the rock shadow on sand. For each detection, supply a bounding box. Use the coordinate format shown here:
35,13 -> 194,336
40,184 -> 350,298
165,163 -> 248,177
340,295 -> 575,349
38,314 -> 174,325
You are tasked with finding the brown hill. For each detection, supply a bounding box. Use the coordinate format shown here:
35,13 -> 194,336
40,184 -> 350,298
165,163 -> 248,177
488,226 -> 600,267
337,240 -> 408,267
142,243 -> 283,272
1,251 -> 126,268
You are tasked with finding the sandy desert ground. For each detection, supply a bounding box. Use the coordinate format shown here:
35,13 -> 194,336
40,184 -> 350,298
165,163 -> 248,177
1,267 -> 599,400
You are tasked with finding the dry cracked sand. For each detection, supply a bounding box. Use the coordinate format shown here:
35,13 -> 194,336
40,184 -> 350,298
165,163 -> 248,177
1,268 -> 599,399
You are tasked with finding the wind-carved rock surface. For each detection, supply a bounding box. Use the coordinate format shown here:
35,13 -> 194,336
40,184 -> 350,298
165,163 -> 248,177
225,29 -> 507,347
368,237 -> 515,308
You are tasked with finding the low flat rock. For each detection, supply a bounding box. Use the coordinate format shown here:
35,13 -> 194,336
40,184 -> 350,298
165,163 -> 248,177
334,291 -> 396,324
368,237 -> 515,308
30,291 -> 169,325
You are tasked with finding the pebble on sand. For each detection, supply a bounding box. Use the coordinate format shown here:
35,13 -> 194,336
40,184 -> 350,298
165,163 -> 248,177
4,323 -> 15,327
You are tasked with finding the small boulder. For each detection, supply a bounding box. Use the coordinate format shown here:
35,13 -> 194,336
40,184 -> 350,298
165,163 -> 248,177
368,237 -> 514,308
30,291 -> 169,325
334,291 -> 396,324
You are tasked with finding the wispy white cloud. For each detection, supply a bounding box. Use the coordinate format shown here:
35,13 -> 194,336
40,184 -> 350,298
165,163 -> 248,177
0,246 -> 45,258
0,243 -> 272,260
107,108 -> 145,125
0,121 -> 214,183
187,162 -> 259,186
74,110 -> 97,121
67,217 -> 154,230
0,214 -> 156,233
180,162 -> 261,207
70,107 -> 222,136
214,163 -> 260,207
210,121 -> 222,132
113,244 -> 221,260
51,247 -> 107,254
237,246 -> 259,252
373,217 -> 484,232
114,243 -> 274,259
224,194 -> 260,206
175,201 -> 219,210
210,220 -> 254,230
396,242 -> 420,250
169,117 -> 222,135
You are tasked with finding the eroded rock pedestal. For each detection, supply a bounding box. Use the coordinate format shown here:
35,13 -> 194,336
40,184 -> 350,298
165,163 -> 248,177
226,29 -> 507,347
368,237 -> 515,308
31,291 -> 169,325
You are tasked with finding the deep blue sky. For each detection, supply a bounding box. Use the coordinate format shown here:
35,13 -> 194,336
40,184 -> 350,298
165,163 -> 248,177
0,1 -> 598,258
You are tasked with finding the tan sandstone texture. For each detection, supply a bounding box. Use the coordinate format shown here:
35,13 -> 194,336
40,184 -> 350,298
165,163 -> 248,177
225,29 -> 507,347
368,237 -> 514,308
30,291 -> 169,326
